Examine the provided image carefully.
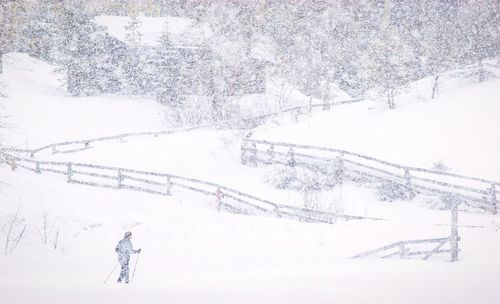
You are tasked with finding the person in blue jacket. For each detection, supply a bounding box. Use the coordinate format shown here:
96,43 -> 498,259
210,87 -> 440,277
115,231 -> 141,283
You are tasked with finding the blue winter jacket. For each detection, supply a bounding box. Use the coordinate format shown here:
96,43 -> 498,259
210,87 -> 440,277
115,238 -> 139,262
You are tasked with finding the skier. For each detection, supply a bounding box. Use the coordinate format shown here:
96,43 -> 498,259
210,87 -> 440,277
115,231 -> 141,283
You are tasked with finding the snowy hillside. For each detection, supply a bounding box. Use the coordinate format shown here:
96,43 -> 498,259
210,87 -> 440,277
0,53 -> 168,147
1,51 -> 500,304
253,66 -> 500,181
2,1 -> 500,303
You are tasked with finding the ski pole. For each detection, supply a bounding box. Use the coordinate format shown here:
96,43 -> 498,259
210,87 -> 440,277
131,252 -> 140,283
103,263 -> 118,284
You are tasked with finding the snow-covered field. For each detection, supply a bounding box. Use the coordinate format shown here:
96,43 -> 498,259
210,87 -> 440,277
1,54 -> 500,303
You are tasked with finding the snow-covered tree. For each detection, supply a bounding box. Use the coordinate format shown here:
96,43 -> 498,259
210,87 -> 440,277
362,25 -> 417,109
418,1 -> 459,98
0,1 -> 5,75
121,12 -> 144,95
458,0 -> 498,82
154,21 -> 180,105
58,2 -> 107,96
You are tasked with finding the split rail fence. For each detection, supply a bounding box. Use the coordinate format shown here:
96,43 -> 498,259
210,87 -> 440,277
0,152 -> 380,225
241,138 -> 499,214
352,203 -> 460,262
3,99 -> 365,158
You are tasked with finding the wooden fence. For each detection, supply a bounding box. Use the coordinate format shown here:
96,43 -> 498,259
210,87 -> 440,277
0,151 -> 381,224
351,237 -> 454,260
2,98 -> 365,158
241,138 -> 499,214
352,203 -> 460,262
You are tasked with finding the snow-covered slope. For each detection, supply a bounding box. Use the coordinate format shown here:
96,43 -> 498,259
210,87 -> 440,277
1,54 -> 500,303
1,169 -> 499,304
253,72 -> 500,180
0,53 -> 168,147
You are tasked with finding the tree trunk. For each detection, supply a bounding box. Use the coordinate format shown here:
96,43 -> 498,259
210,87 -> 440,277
496,0 -> 500,66
387,88 -> 395,109
431,74 -> 439,99
478,59 -> 485,82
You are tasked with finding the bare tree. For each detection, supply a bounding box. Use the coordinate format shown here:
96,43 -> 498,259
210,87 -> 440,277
39,205 -> 60,249
1,199 -> 28,254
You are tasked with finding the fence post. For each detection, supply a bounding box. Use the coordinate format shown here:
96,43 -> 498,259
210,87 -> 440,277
398,242 -> 407,258
266,144 -> 274,164
338,152 -> 345,184
84,141 -> 90,148
491,184 -> 497,215
35,162 -> 41,174
117,170 -> 123,189
274,206 -> 281,217
10,158 -> 17,171
216,188 -> 223,212
250,142 -> 257,165
450,203 -> 459,262
30,151 -> 35,158
165,176 -> 171,195
67,163 -> 73,182
404,168 -> 414,201
241,140 -> 249,165
286,147 -> 295,167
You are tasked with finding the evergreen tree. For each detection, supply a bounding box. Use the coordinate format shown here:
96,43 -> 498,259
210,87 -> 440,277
362,26 -> 417,109
419,1 -> 458,98
121,12 -> 144,95
154,21 -> 181,105
458,0 -> 498,82
0,1 -> 6,74
58,2 -> 106,96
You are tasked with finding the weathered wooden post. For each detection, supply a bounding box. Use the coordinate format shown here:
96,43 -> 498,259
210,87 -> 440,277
286,147 -> 296,167
117,169 -> 123,189
9,158 -> 17,171
266,144 -> 275,164
165,176 -> 171,195
274,206 -> 281,217
249,142 -> 257,165
491,184 -> 497,215
404,168 -> 414,201
450,203 -> 459,262
66,163 -> 73,182
216,187 -> 223,212
241,140 -> 249,165
398,242 -> 408,258
35,162 -> 41,174
338,152 -> 345,184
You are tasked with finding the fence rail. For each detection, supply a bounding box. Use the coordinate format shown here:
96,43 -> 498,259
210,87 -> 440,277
241,138 -> 499,214
2,98 -> 365,158
0,152 -> 380,224
351,237 -> 454,260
